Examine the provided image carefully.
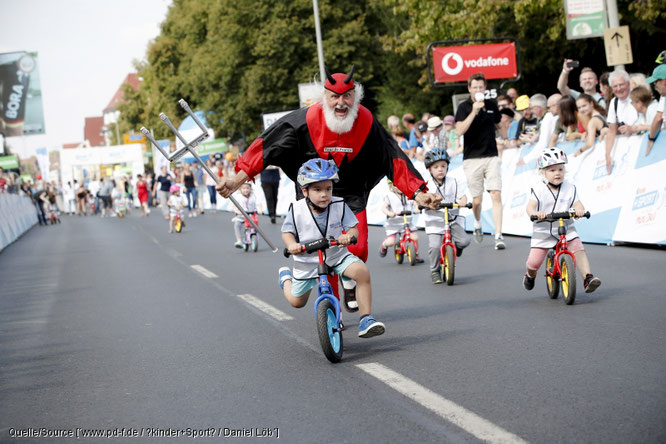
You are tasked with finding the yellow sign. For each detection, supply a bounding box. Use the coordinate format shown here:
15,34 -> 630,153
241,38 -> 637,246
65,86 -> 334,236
604,26 -> 633,66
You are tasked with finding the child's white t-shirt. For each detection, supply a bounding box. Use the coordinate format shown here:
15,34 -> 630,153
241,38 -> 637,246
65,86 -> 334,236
529,179 -> 580,248
422,175 -> 466,235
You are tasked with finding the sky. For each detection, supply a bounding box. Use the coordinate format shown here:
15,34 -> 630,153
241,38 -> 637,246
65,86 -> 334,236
0,0 -> 171,158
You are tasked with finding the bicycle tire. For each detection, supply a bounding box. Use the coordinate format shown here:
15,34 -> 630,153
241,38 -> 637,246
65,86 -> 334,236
407,242 -> 416,266
560,254 -> 576,305
546,250 -> 559,299
251,234 -> 258,252
394,243 -> 404,265
444,245 -> 455,286
316,299 -> 343,363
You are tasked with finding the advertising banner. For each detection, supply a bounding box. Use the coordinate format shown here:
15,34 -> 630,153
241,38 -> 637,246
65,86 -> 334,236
0,51 -> 45,136
432,43 -> 518,84
565,0 -> 606,40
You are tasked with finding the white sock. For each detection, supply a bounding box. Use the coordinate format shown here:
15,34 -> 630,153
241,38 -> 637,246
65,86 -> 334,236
474,220 -> 482,229
342,279 -> 356,290
495,233 -> 503,240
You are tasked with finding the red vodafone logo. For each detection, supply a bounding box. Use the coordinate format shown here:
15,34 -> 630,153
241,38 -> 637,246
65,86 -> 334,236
433,43 -> 518,83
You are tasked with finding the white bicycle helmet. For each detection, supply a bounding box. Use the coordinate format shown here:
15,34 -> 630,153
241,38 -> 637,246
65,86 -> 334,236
537,147 -> 568,169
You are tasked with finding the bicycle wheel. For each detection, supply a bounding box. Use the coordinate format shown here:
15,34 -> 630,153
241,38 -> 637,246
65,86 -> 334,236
316,299 -> 343,363
394,243 -> 404,264
407,242 -> 416,266
560,254 -> 577,305
444,245 -> 455,286
545,250 -> 559,299
251,234 -> 258,252
175,218 -> 182,233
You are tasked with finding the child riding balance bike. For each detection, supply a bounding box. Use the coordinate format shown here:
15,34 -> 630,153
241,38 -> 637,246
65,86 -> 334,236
421,148 -> 471,285
379,179 -> 424,265
278,158 -> 385,362
524,147 -> 601,303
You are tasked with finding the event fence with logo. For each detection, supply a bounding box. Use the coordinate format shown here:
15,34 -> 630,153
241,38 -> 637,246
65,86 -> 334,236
204,133 -> 666,246
0,194 -> 38,252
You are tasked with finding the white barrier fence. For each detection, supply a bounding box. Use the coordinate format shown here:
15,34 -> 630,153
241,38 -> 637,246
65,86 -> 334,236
0,194 -> 38,252
208,133 -> 666,246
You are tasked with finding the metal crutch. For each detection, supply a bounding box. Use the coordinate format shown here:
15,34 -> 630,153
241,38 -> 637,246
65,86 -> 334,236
140,99 -> 278,253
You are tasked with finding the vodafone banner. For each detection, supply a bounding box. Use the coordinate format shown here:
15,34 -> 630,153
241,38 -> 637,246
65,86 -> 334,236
432,43 -> 518,83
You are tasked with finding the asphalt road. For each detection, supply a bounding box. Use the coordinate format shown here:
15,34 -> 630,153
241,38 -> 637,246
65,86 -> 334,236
1,209 -> 665,443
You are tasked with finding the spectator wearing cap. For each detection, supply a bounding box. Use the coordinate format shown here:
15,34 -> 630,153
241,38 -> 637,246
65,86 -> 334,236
455,72 -> 505,250
515,95 -> 537,142
442,115 -> 462,157
646,64 -> 666,156
516,94 -> 561,166
518,94 -> 549,146
422,116 -> 448,153
558,60 -> 606,108
605,69 -> 640,174
496,108 -> 519,155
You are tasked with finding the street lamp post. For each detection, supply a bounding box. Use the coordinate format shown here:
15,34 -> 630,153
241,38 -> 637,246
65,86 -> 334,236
312,0 -> 325,82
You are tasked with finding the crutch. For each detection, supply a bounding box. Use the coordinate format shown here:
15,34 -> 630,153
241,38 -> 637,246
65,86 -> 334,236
141,99 -> 278,253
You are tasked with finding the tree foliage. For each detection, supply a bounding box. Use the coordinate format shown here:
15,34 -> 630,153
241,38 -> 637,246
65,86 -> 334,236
119,0 -> 666,144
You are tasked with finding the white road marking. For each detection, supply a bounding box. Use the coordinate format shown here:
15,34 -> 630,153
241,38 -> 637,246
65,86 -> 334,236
356,363 -> 529,444
191,265 -> 219,279
237,294 -> 294,321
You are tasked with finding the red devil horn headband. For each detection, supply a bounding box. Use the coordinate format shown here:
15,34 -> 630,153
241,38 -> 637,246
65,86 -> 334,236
324,65 -> 355,94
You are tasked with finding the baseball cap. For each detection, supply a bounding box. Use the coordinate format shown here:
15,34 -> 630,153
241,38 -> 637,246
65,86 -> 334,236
427,116 -> 443,131
443,115 -> 455,125
500,108 -> 515,118
646,64 -> 666,83
515,95 -> 530,111
416,121 -> 428,133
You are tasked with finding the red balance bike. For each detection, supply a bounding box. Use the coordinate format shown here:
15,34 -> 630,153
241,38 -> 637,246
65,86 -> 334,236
242,211 -> 260,252
393,211 -> 418,266
421,202 -> 472,286
530,210 -> 590,305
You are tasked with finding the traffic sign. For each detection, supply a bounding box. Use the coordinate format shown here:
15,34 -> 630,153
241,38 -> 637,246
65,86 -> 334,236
603,26 -> 633,66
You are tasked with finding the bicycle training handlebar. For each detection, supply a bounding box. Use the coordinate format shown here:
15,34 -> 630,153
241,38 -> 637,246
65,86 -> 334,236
530,211 -> 591,222
418,202 -> 473,210
396,211 -> 412,216
283,236 -> 358,258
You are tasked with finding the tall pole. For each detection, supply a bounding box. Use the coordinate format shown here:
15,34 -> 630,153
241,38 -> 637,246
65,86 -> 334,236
606,0 -> 624,71
312,0 -> 325,82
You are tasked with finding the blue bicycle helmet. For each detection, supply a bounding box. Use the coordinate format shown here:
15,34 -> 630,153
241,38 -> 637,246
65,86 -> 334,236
424,147 -> 450,168
297,158 -> 339,187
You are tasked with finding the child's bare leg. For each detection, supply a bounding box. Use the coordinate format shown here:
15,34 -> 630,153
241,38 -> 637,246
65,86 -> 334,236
574,250 -> 591,277
169,216 -> 174,232
282,281 -> 310,308
343,263 -> 371,315
382,235 -> 396,248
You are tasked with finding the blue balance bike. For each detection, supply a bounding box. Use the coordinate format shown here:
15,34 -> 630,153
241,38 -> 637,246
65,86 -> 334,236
284,236 -> 357,363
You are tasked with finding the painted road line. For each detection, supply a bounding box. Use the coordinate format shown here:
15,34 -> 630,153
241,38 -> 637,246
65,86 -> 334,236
356,363 -> 528,444
237,294 -> 294,321
191,265 -> 219,279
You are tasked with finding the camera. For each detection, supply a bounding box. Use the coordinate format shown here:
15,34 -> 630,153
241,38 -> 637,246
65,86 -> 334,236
566,60 -> 580,68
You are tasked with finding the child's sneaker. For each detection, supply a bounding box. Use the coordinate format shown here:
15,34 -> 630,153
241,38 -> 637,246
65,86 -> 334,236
431,271 -> 443,284
584,274 -> 601,293
523,273 -> 535,291
473,228 -> 483,243
358,315 -> 385,338
494,235 -> 506,250
415,255 -> 425,264
456,245 -> 464,257
234,241 -> 244,249
278,267 -> 292,289
343,287 -> 359,312
379,245 -> 387,257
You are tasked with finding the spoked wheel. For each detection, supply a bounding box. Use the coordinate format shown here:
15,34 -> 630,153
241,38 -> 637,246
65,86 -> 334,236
251,234 -> 258,252
316,299 -> 343,363
394,243 -> 404,264
407,242 -> 416,266
444,245 -> 455,285
545,250 -> 559,299
175,218 -> 182,233
560,254 -> 577,305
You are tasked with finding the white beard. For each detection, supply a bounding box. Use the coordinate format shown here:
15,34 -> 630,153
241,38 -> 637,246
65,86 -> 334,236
322,100 -> 359,134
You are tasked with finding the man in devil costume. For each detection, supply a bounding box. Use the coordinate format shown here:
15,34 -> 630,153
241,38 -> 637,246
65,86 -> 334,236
217,66 -> 441,307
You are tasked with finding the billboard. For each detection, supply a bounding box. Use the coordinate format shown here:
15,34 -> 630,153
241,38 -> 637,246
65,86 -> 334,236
431,42 -> 518,84
564,0 -> 606,40
0,51 -> 46,136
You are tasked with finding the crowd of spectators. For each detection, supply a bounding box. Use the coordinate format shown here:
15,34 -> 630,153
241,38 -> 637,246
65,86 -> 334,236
384,58 -> 664,176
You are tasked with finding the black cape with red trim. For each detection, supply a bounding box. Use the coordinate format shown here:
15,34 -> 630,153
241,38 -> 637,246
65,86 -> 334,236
236,103 -> 426,213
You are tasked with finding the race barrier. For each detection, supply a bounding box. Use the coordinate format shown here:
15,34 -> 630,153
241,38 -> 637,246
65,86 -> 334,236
0,194 -> 38,252
210,133 -> 666,246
